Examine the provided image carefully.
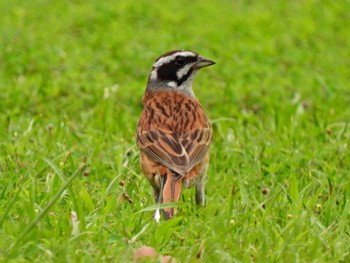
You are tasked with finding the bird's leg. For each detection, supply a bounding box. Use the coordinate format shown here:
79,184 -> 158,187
153,189 -> 160,204
195,182 -> 205,206
154,175 -> 167,222
157,175 -> 166,204
195,163 -> 208,206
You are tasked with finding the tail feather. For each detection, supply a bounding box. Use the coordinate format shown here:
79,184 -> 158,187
163,169 -> 182,219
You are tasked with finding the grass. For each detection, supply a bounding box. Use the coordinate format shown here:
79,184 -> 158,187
1,0 -> 350,262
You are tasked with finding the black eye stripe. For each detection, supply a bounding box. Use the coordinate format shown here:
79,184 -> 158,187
155,53 -> 198,85
174,56 -> 197,65
175,56 -> 186,65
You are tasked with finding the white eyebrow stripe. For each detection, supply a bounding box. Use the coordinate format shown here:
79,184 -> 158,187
153,51 -> 196,68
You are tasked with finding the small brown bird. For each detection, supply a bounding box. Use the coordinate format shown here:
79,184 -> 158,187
136,50 -> 215,221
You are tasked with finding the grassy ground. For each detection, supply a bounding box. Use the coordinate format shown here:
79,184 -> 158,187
1,0 -> 350,262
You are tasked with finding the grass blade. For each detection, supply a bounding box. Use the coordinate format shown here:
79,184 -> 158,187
7,159 -> 84,257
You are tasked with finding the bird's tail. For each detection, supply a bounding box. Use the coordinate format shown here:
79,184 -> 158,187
162,169 -> 182,220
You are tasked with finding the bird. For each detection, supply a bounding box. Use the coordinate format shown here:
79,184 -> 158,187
136,50 -> 215,221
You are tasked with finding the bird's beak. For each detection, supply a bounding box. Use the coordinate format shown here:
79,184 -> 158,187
195,56 -> 215,69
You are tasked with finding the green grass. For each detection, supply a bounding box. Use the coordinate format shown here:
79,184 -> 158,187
1,0 -> 350,262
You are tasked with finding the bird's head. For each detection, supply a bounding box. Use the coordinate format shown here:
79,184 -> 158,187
147,50 -> 215,96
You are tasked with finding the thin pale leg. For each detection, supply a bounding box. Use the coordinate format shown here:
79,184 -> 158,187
154,175 -> 166,222
195,181 -> 205,206
153,188 -> 161,204
195,161 -> 209,206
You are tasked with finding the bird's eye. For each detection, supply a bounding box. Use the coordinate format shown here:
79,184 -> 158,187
175,56 -> 185,65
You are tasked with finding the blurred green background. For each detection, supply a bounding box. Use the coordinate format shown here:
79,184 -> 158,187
1,0 -> 349,262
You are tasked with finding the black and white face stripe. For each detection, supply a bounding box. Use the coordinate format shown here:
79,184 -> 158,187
147,50 -> 215,96
153,50 -> 198,68
151,50 -> 198,87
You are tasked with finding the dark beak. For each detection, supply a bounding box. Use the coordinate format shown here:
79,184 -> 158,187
195,56 -> 215,69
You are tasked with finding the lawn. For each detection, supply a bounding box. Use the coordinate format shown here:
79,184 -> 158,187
1,0 -> 350,262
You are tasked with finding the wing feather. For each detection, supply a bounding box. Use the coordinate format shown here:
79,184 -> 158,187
137,125 -> 212,177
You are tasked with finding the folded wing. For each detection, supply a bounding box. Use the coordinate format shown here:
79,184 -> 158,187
137,124 -> 211,177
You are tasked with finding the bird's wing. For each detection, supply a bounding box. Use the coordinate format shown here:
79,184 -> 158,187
137,129 -> 189,176
137,125 -> 212,177
182,124 -> 212,171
